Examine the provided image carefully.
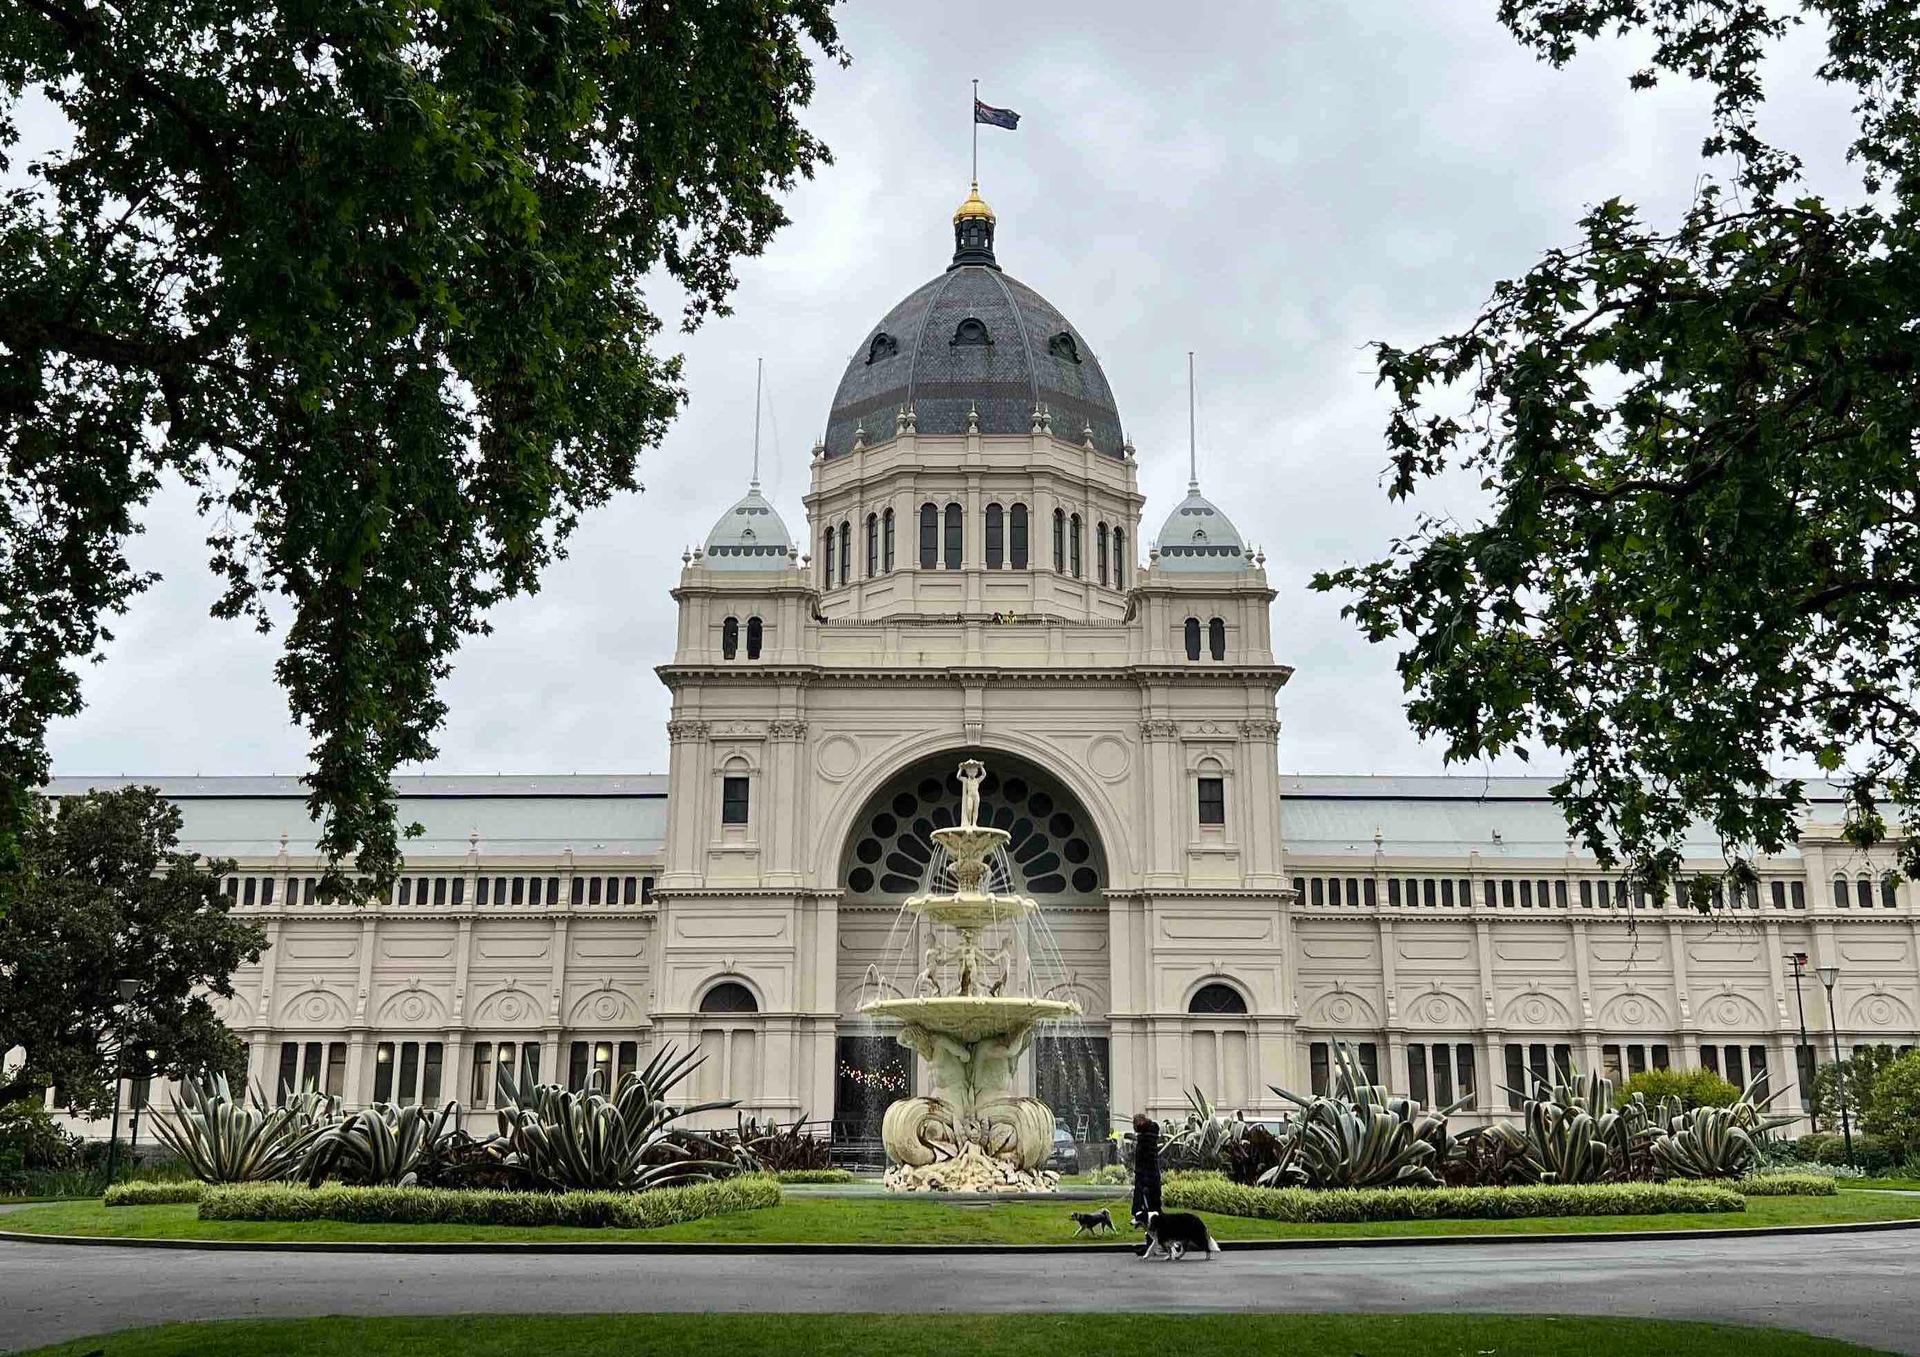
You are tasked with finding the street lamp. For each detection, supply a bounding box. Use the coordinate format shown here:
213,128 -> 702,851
1816,964 -> 1856,1168
103,978 -> 140,1186
127,1047 -> 158,1159
1785,952 -> 1812,1127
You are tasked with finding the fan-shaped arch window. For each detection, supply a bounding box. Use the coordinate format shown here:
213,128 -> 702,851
746,616 -> 763,660
699,981 -> 758,1014
985,503 -> 1005,569
865,513 -> 878,577
951,317 -> 992,346
866,332 -> 898,364
1052,509 -> 1066,570
1113,528 -> 1126,588
882,508 -> 896,570
944,502 -> 963,569
1010,504 -> 1029,569
1069,514 -> 1082,577
1184,617 -> 1202,661
838,521 -> 851,586
919,503 -> 938,568
1097,522 -> 1110,585
1189,982 -> 1248,1015
721,616 -> 739,660
1208,617 -> 1227,661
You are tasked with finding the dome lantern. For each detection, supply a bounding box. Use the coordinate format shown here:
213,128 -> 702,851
950,183 -> 997,269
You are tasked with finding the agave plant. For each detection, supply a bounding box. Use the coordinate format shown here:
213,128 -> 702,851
1267,1042 -> 1465,1188
1651,1071 -> 1797,1179
1160,1087 -> 1248,1173
1512,1065 -> 1617,1184
303,1100 -> 461,1187
493,1044 -> 738,1192
734,1110 -> 832,1172
149,1073 -> 335,1183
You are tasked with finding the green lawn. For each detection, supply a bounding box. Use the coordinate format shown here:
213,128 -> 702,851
2,1189 -> 1915,1246
1846,1179 -> 1920,1193
14,1314 -> 1896,1357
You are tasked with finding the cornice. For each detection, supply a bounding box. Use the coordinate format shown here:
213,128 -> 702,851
656,662 -> 1293,689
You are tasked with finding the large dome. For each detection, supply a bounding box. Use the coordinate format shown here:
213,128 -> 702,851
822,190 -> 1124,459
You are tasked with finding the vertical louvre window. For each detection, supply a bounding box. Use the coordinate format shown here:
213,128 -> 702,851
882,508 -> 895,570
1053,509 -> 1066,570
920,504 -> 938,568
1069,514 -> 1082,576
1197,777 -> 1226,826
838,521 -> 850,585
722,776 -> 751,825
1113,528 -> 1126,587
1010,503 -> 1029,569
822,526 -> 835,587
1097,522 -> 1109,585
865,513 -> 878,576
943,503 -> 963,569
985,503 -> 1004,568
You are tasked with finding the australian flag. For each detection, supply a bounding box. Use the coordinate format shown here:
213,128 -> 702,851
974,98 -> 1020,130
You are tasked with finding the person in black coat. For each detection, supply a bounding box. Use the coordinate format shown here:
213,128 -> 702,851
1130,1111 -> 1163,1224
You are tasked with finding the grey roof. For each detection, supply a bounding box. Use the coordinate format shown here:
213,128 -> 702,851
822,228 -> 1124,459
42,775 -> 668,860
703,483 -> 794,570
1154,483 -> 1251,571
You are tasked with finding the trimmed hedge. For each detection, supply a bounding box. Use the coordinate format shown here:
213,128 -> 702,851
1165,1177 -> 1745,1223
200,1174 -> 780,1229
772,1169 -> 853,1184
104,1180 -> 204,1207
1738,1173 -> 1839,1198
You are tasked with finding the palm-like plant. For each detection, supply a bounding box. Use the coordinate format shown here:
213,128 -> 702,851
149,1073 -> 335,1183
303,1100 -> 461,1186
493,1044 -> 738,1192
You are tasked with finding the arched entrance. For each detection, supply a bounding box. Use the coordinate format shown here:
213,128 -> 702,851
831,750 -> 1112,1159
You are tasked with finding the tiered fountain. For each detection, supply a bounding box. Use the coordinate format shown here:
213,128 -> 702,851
859,759 -> 1081,1192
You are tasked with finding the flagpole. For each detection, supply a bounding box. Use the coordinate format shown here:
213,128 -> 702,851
971,78 -> 978,184
1188,352 -> 1197,488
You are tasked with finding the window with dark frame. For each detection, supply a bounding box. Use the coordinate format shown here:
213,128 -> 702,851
721,776 -> 750,826
943,502 -> 963,569
986,503 -> 1004,568
1197,776 -> 1226,826
920,503 -> 938,568
1010,503 -> 1029,569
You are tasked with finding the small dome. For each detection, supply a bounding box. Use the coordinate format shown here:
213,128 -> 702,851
953,182 -> 995,224
1155,484 -> 1250,571
702,485 -> 792,570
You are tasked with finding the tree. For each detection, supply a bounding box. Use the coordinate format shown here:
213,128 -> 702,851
1861,1049 -> 1920,1157
0,0 -> 845,898
1314,1 -> 1920,900
0,786 -> 265,1115
1812,1042 -> 1902,1137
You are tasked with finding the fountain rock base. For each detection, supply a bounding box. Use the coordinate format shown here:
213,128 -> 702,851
882,1142 -> 1061,1194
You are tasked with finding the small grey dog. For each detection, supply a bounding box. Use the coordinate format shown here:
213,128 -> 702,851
1069,1207 -> 1116,1236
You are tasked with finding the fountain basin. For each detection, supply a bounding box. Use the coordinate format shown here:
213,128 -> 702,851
860,995 -> 1079,1043
902,890 -> 1036,931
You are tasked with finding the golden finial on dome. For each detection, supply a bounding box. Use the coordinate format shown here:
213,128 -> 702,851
953,181 -> 995,224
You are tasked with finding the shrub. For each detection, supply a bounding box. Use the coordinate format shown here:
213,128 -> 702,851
1811,1133 -> 1897,1174
1086,1162 -> 1132,1187
1164,1176 -> 1744,1223
735,1113 -> 833,1173
0,1099 -> 83,1171
1737,1173 -> 1837,1197
199,1174 -> 780,1229
1860,1051 -> 1920,1158
770,1168 -> 852,1184
104,1180 -> 205,1206
1618,1069 -> 1739,1109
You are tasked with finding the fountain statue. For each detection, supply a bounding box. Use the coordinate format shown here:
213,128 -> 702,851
859,759 -> 1081,1192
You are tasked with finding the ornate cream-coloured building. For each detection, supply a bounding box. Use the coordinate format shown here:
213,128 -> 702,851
50,189 -> 1920,1146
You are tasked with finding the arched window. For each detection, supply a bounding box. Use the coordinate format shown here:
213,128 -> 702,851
1883,875 -> 1899,908
944,502 -> 963,569
1189,982 -> 1249,1015
865,513 -> 878,577
698,981 -> 759,1014
882,509 -> 895,571
745,616 -> 763,660
1069,514 -> 1082,577
821,526 -> 834,587
985,503 -> 1004,569
1052,509 -> 1066,570
1010,504 -> 1029,569
1184,617 -> 1202,661
951,316 -> 991,346
1208,616 -> 1227,661
1113,528 -> 1126,587
866,332 -> 897,364
838,521 -> 851,586
919,503 -> 938,568
1833,875 -> 1849,907
721,616 -> 739,660
1097,522 -> 1109,586
1857,875 -> 1874,910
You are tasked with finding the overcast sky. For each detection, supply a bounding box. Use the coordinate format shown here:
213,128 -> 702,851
43,0 -> 1865,781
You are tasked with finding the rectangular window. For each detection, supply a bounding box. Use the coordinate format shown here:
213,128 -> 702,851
522,1042 -> 540,1084
1652,1043 -> 1670,1070
1552,1043 -> 1573,1081
569,1041 -> 590,1091
1504,1044 -> 1525,1110
1519,880 -> 1534,908
261,878 -> 276,906
1309,877 -> 1324,906
623,876 -> 638,905
546,876 -> 560,905
302,1041 -> 323,1092
1441,878 -> 1455,907
1603,1044 -> 1623,1083
325,1042 -> 346,1098
617,1040 -> 639,1082
1431,1044 -> 1455,1106
511,877 -> 525,906
1346,877 -> 1361,907
421,1043 -> 443,1104
1580,880 -> 1594,908
592,1040 -> 614,1090
1420,879 -> 1435,907
244,877 -> 257,907
1196,777 -> 1226,826
588,876 -> 602,906
1484,880 -> 1497,908
1455,1044 -> 1476,1109
1357,1042 -> 1379,1085
374,1042 -> 396,1102
1529,1042 -> 1550,1089
477,876 -> 491,907
498,1042 -> 518,1088
1310,1042 -> 1330,1096
397,1041 -> 420,1106
572,876 -> 585,905
1791,881 -> 1806,909
1501,880 -> 1515,908
1388,879 -> 1402,906
276,1043 -> 299,1103
1797,1044 -> 1818,1117
1554,881 -> 1569,908
1598,879 -> 1612,909
1747,1045 -> 1769,1095
1725,1044 -> 1746,1090
1700,1044 -> 1720,1075
451,878 -> 464,907
431,878 -> 444,906
1407,1043 -> 1429,1104
1363,878 -> 1377,907
1628,1044 -> 1648,1077
472,1042 -> 494,1107
722,776 -> 751,825
641,876 -> 656,904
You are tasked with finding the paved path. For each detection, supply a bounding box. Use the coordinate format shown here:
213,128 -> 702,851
2,1230 -> 1918,1354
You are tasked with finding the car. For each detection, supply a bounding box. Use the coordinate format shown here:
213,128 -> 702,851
1047,1122 -> 1078,1171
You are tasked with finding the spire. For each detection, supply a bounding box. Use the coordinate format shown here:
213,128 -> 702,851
750,356 -> 762,488
950,182 -> 998,270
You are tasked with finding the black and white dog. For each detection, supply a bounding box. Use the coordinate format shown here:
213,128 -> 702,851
1068,1208 -> 1116,1236
1133,1209 -> 1220,1260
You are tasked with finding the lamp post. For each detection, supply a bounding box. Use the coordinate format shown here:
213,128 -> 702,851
1785,952 -> 1812,1126
1816,964 -> 1856,1168
102,977 -> 140,1187
127,1047 -> 158,1160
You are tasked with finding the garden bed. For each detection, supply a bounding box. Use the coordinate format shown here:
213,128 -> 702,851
198,1175 -> 779,1229
1165,1178 -> 1746,1223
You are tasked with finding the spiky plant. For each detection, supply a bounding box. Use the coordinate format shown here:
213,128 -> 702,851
149,1073 -> 334,1183
1267,1043 -> 1466,1189
1651,1072 -> 1798,1179
493,1044 -> 738,1192
1160,1087 -> 1248,1173
734,1111 -> 831,1173
303,1100 -> 461,1187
